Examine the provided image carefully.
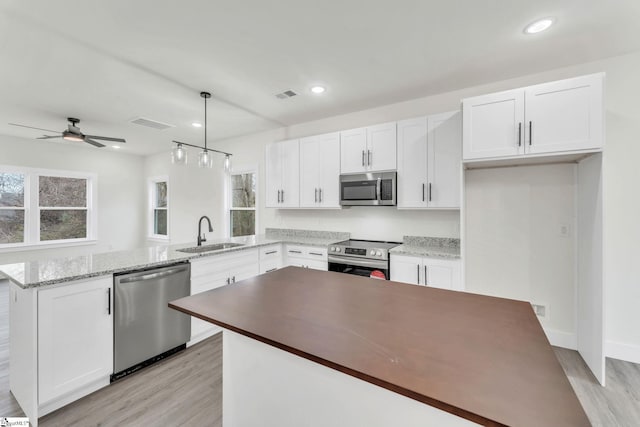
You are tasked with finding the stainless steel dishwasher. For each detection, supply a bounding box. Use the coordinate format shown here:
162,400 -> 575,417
112,261 -> 191,381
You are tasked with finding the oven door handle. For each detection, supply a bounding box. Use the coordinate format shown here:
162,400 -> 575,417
328,255 -> 387,269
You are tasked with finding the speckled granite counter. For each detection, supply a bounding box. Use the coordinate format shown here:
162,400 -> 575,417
390,236 -> 461,259
0,228 -> 349,288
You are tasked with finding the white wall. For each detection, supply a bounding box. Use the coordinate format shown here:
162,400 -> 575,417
465,164 -> 577,343
0,135 -> 146,264
207,50 -> 640,359
143,149 -> 226,246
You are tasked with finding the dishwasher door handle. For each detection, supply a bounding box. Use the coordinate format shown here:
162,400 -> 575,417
118,267 -> 188,284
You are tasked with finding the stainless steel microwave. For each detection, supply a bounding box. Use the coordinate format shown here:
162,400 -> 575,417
339,172 -> 396,206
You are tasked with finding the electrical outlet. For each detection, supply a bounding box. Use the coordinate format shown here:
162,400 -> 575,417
559,223 -> 570,237
531,303 -> 548,319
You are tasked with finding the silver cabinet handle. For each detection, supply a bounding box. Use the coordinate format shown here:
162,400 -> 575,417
107,288 -> 111,315
277,190 -> 281,203
226,277 -> 230,285
367,150 -> 371,166
315,188 -> 318,203
429,183 -> 432,202
281,189 -> 284,203
424,265 -> 428,286
232,276 -> 236,283
422,183 -> 425,202
265,250 -> 277,255
319,188 -> 322,203
529,121 -> 533,146
309,252 -> 323,256
266,268 -> 277,273
417,264 -> 420,284
518,122 -> 522,147
288,250 -> 302,254
362,150 -> 365,166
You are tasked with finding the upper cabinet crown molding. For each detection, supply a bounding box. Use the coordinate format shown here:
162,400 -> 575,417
340,122 -> 397,173
462,73 -> 604,163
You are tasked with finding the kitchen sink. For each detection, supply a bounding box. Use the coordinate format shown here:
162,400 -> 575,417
177,243 -> 245,253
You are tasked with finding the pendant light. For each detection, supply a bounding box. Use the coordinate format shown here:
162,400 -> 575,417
172,90 -> 233,171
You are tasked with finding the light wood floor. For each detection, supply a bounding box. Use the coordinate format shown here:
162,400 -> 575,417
1,279 -> 639,426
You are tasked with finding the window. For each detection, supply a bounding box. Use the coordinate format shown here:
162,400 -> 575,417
229,171 -> 256,237
149,177 -> 169,239
0,166 -> 96,249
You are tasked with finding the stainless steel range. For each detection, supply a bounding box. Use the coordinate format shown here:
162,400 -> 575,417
328,239 -> 400,280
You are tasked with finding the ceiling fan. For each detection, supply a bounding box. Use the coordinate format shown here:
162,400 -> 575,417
8,118 -> 126,148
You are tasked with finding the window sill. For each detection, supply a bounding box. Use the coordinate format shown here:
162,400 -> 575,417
0,239 -> 98,254
148,235 -> 170,243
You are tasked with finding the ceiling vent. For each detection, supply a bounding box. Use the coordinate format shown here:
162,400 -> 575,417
130,117 -> 175,130
275,90 -> 297,99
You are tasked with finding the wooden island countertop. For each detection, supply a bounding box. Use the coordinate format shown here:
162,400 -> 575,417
169,266 -> 590,427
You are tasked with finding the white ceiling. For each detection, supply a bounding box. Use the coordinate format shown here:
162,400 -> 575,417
1,0 -> 639,155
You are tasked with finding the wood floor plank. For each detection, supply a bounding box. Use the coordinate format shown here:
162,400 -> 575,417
1,279 -> 639,426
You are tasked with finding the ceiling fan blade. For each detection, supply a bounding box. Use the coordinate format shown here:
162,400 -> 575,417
85,135 -> 126,143
84,138 -> 106,148
9,123 -> 61,133
37,135 -> 62,139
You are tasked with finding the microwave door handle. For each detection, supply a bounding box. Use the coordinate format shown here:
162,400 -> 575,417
376,177 -> 382,203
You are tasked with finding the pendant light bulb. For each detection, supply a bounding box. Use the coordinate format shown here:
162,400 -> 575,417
198,149 -> 212,168
223,155 -> 231,173
172,143 -> 187,165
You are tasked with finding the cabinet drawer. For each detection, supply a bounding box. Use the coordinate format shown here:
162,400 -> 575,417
286,245 -> 328,259
260,244 -> 282,260
260,259 -> 281,274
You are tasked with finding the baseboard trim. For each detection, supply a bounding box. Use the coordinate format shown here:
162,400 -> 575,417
544,328 -> 577,350
606,340 -> 640,364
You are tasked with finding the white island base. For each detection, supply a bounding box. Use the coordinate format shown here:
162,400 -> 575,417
222,330 -> 478,427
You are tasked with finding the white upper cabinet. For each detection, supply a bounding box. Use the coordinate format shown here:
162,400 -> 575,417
265,139 -> 300,208
462,89 -> 525,160
341,122 -> 397,173
463,73 -> 604,161
397,112 -> 461,209
300,132 -> 341,208
525,74 -> 603,154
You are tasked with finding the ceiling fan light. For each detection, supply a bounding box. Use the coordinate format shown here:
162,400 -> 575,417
198,150 -> 212,168
172,143 -> 188,165
62,133 -> 84,142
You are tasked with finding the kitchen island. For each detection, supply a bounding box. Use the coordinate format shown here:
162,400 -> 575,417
170,266 -> 590,427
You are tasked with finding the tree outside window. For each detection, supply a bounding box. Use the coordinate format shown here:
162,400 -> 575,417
0,173 -> 25,244
230,172 -> 256,237
149,178 -> 168,238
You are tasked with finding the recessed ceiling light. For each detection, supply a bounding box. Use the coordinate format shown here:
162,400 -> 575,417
524,18 -> 554,34
310,86 -> 326,94
192,122 -> 202,128
112,145 -> 121,149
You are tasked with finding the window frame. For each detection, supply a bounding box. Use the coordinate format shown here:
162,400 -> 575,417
148,175 -> 170,241
0,165 -> 98,252
227,166 -> 258,238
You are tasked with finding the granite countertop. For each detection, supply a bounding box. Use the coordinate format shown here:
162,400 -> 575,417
0,228 -> 349,289
389,236 -> 461,259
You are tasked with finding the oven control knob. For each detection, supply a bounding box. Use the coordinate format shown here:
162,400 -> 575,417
330,247 -> 335,252
336,247 -> 341,252
376,250 -> 382,257
370,250 -> 376,256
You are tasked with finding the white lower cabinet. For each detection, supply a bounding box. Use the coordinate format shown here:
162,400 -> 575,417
38,276 -> 113,411
285,245 -> 328,271
190,249 -> 259,345
390,254 -> 462,291
259,244 -> 283,273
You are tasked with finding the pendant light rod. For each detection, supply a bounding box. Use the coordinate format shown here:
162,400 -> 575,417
201,91 -> 210,150
172,140 -> 233,157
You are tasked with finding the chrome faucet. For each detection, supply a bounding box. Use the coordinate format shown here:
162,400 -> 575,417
197,216 -> 213,246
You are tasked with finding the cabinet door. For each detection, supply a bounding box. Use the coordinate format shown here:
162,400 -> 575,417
367,122 -> 397,171
340,127 -> 368,173
390,255 -> 421,285
265,142 -> 282,208
428,111 -> 462,208
397,117 -> 428,208
462,89 -> 525,160
317,132 -> 341,208
424,258 -> 462,291
525,74 -> 603,154
280,139 -> 300,208
299,136 -> 320,208
191,267 -> 228,342
38,277 -> 113,405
